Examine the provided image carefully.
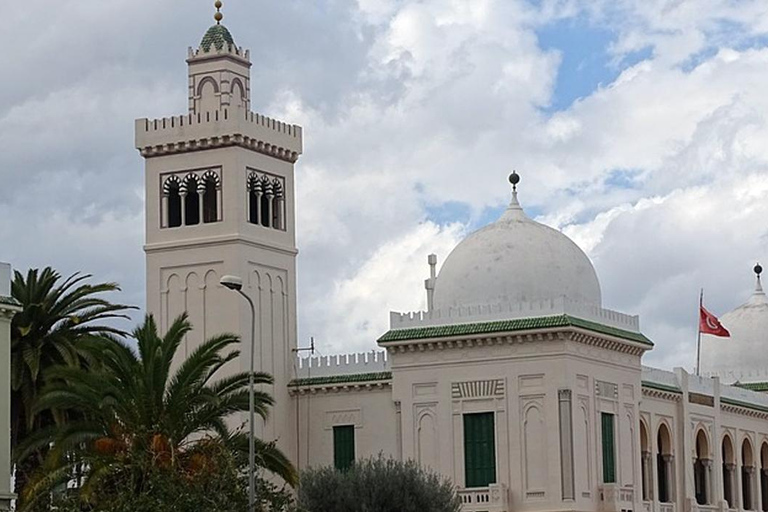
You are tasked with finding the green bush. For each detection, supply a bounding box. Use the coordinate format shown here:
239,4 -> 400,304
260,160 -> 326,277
297,456 -> 462,512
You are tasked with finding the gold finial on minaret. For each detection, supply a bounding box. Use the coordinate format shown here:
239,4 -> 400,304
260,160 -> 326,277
214,0 -> 223,24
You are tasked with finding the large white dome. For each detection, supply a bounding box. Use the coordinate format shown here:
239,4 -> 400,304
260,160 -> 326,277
701,272 -> 768,383
432,191 -> 602,311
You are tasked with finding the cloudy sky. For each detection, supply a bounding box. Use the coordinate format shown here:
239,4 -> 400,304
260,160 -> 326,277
3,0 -> 768,370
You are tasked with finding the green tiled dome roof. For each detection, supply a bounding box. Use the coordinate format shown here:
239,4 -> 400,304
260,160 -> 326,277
201,24 -> 235,52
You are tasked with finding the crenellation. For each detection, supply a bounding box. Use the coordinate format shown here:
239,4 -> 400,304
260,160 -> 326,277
136,108 -> 302,161
295,351 -> 389,378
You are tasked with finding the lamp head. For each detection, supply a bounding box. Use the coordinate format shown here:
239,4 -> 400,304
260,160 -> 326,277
220,275 -> 244,291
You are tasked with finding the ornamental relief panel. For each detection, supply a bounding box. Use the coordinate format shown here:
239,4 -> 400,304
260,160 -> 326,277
324,409 -> 362,430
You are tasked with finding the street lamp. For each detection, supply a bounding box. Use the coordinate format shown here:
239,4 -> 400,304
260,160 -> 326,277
220,275 -> 257,512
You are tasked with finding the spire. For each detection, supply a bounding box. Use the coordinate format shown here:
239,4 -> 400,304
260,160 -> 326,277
507,171 -> 523,211
214,0 -> 223,24
754,263 -> 764,294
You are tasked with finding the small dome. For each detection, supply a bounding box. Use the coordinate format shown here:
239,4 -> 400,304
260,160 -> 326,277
701,273 -> 768,383
201,24 -> 235,52
432,191 -> 602,311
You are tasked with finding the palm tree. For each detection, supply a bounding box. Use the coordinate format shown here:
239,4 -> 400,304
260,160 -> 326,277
18,313 -> 296,510
10,267 -> 134,504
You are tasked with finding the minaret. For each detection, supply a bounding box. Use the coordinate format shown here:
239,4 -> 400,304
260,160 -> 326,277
135,2 -> 302,459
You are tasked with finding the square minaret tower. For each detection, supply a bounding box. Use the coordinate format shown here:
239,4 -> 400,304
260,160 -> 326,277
135,12 -> 302,458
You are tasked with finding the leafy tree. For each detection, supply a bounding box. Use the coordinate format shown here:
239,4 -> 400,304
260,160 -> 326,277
297,456 -> 462,512
48,443 -> 294,512
18,313 -> 297,510
10,267 -> 134,506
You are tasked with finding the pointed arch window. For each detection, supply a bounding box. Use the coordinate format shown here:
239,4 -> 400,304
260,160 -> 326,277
247,171 -> 286,231
656,424 -> 673,503
723,436 -> 736,509
760,443 -> 768,512
743,439 -> 755,511
694,429 -> 710,505
183,175 -> 200,226
163,177 -> 182,228
200,171 -> 220,223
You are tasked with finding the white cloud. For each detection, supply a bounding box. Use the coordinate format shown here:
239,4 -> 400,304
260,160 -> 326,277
6,0 -> 768,372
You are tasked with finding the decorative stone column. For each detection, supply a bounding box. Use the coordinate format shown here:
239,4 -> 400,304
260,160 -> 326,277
725,463 -> 737,509
703,458 -> 713,505
642,451 -> 653,501
663,454 -> 676,502
745,466 -> 756,510
0,263 -> 22,511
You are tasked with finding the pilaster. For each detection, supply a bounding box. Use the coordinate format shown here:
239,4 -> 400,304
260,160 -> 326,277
0,263 -> 21,511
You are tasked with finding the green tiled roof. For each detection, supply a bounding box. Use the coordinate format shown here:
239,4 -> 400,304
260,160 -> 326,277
735,382 -> 768,392
721,397 -> 768,414
201,24 -> 235,52
641,380 -> 682,394
377,314 -> 653,346
289,372 -> 392,388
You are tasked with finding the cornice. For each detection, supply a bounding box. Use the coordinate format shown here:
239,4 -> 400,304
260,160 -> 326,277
721,397 -> 768,419
381,325 -> 648,357
138,133 -> 299,162
641,384 -> 682,402
144,234 -> 299,256
288,372 -> 392,395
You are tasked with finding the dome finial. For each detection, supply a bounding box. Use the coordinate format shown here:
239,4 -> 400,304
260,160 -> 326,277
508,171 -> 520,192
755,263 -> 764,293
214,0 -> 223,24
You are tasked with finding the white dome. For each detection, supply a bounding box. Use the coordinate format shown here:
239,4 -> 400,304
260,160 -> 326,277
701,275 -> 768,383
432,192 -> 602,311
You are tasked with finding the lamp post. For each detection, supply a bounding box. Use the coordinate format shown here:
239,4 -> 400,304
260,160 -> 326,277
220,275 -> 256,512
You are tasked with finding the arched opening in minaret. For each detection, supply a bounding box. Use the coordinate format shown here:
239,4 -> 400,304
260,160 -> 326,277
723,435 -> 736,508
167,181 -> 182,228
656,424 -> 672,503
743,438 -> 755,510
202,178 -> 217,223
260,178 -> 272,228
184,176 -> 200,226
694,429 -> 710,505
271,181 -> 283,230
247,174 -> 261,225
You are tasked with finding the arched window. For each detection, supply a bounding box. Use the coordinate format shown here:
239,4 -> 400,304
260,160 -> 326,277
260,177 -> 272,228
760,443 -> 768,512
694,429 -> 710,505
201,172 -> 219,223
640,421 -> 651,501
247,174 -> 261,225
743,439 -> 755,510
723,436 -> 736,509
165,178 -> 182,228
657,424 -> 673,503
272,180 -> 283,230
184,176 -> 200,226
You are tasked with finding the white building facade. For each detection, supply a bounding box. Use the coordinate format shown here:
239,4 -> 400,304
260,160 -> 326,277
0,264 -> 21,511
136,9 -> 768,512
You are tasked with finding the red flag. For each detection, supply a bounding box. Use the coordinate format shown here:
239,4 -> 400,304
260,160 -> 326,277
699,305 -> 730,337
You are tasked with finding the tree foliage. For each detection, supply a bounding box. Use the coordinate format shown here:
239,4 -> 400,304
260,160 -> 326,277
19,313 -> 296,510
9,267 -> 135,508
296,456 -> 462,512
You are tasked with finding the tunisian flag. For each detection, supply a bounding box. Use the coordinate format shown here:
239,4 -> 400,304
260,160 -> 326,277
699,305 -> 730,337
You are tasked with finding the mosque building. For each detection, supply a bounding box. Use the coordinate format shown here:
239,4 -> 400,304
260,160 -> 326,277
134,5 -> 768,512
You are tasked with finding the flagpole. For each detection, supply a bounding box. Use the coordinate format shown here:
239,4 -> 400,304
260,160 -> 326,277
695,288 -> 703,376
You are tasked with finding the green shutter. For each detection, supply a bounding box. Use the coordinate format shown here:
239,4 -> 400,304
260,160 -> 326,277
464,412 -> 497,487
333,425 -> 355,471
601,413 -> 616,483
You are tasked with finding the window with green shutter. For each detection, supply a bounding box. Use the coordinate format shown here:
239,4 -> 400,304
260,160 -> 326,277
333,425 -> 355,471
464,412 -> 497,488
601,413 -> 616,483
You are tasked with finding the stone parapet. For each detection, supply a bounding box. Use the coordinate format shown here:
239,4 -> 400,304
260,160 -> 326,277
295,351 -> 388,379
135,108 -> 302,162
390,295 -> 640,333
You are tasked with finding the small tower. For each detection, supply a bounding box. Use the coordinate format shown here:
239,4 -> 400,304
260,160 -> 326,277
135,2 -> 302,459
